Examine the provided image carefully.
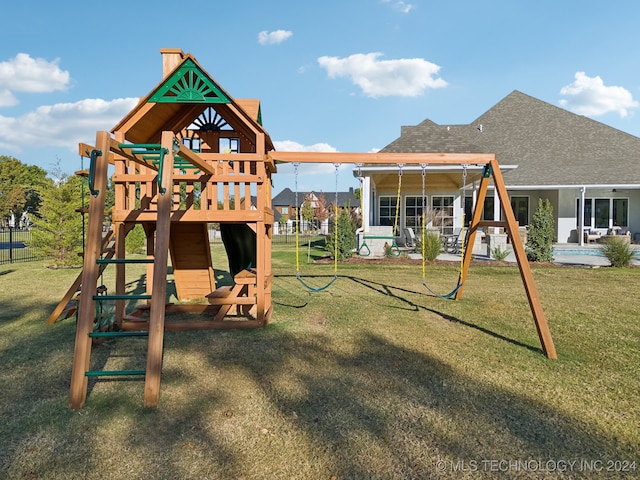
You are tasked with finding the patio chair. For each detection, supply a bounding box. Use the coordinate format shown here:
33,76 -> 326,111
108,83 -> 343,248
404,227 -> 416,248
443,228 -> 462,253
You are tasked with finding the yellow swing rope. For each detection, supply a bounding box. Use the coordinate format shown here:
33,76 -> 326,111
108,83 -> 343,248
293,162 -> 339,292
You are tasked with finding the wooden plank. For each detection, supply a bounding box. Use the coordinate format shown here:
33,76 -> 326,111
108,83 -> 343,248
69,131 -> 111,410
122,318 -> 264,331
143,131 -> 175,408
112,209 -> 266,223
175,142 -> 216,175
78,143 -> 115,164
490,159 -> 557,359
267,151 -> 495,165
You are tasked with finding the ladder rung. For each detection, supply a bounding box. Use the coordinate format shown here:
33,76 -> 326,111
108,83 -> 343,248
93,294 -> 152,301
85,370 -> 145,377
96,258 -> 154,264
89,331 -> 149,338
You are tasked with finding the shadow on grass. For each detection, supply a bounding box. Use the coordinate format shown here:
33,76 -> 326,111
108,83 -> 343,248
276,273 -> 542,356
160,328 -> 632,478
1,267 -> 637,478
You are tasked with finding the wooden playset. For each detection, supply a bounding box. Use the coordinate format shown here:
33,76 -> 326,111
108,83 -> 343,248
49,49 -> 555,410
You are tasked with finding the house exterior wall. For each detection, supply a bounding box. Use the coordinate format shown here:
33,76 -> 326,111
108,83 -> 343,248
364,175 -> 640,245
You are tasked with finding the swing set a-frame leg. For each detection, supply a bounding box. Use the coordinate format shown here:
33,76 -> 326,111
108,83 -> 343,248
455,160 -> 557,360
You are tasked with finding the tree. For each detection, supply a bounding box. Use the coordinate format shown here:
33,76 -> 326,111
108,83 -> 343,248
29,173 -> 84,267
300,194 -> 315,232
526,198 -> 555,262
325,205 -> 356,261
314,193 -> 329,232
0,156 -> 48,226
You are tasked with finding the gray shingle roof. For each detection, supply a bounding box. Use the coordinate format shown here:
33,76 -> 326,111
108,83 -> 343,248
272,187 -> 358,208
382,90 -> 640,186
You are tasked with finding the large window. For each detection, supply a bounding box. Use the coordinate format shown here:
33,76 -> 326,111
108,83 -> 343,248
379,196 -> 397,233
220,137 -> 239,153
613,198 -> 628,227
466,196 -> 495,223
404,196 -> 424,229
431,196 -> 454,235
510,196 -> 529,226
576,198 -> 628,229
594,199 -> 609,228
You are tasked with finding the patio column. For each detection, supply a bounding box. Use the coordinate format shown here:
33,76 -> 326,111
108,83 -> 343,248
579,186 -> 586,246
493,188 -> 501,233
361,175 -> 371,230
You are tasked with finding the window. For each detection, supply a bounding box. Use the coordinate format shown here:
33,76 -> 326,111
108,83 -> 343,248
483,196 -> 495,221
576,198 -> 593,227
467,196 -> 495,222
281,207 -> 289,215
595,198 -> 609,228
404,196 -> 424,229
577,198 -> 628,229
613,198 -> 628,227
220,137 -> 239,153
431,196 -> 454,235
182,136 -> 201,152
379,196 -> 397,233
510,196 -> 529,226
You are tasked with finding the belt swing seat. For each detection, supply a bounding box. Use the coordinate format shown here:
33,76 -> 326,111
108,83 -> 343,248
420,164 -> 468,299
293,162 -> 340,292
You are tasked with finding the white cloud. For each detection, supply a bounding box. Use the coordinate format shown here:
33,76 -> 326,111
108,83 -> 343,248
274,140 -> 337,153
317,52 -> 447,98
381,0 -> 413,13
0,97 -> 139,151
258,30 -> 293,45
559,72 -> 638,118
0,53 -> 71,106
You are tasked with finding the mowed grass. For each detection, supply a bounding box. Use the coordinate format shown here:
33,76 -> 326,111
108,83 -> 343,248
0,244 -> 639,479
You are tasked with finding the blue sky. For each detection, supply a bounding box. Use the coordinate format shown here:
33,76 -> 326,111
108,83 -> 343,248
1,1 -> 639,194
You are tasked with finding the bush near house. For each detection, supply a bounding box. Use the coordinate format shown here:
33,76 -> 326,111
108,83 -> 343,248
526,199 -> 554,262
600,236 -> 635,267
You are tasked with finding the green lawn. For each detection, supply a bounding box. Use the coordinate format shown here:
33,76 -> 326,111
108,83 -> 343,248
0,245 -> 638,479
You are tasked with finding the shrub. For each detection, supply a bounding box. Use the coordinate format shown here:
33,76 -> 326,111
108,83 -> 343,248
491,247 -> 510,261
125,224 -> 146,254
599,237 -> 635,267
325,206 -> 356,261
418,231 -> 441,261
29,174 -> 83,267
526,199 -> 554,262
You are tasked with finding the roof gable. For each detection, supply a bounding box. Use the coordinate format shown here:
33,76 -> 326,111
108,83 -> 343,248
148,58 -> 232,104
110,52 -> 273,150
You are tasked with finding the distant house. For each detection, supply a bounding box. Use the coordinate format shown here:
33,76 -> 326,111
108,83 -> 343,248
272,187 -> 359,234
358,91 -> 640,245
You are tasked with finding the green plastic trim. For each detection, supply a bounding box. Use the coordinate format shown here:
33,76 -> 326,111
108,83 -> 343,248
96,258 -> 154,264
89,331 -> 149,338
149,59 -> 231,104
85,370 -> 145,377
93,294 -> 152,301
88,149 -> 101,197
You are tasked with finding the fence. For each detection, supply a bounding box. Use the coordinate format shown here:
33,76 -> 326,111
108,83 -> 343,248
208,227 -> 326,246
0,227 -> 43,265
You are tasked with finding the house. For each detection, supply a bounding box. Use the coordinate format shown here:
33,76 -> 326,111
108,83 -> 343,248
358,91 -> 640,246
272,187 -> 359,234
